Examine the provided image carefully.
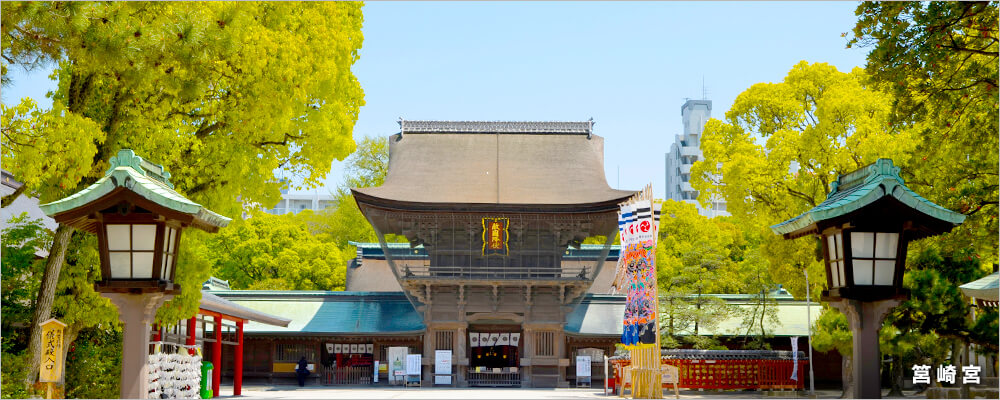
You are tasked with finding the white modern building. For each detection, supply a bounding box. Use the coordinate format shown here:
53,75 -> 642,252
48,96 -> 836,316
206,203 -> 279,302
265,188 -> 337,215
1,170 -> 59,256
664,99 -> 729,217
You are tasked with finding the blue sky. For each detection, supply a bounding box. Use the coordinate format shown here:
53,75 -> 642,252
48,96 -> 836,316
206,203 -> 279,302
3,1 -> 871,199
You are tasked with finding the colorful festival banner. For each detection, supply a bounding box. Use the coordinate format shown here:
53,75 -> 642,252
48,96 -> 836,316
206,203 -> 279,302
617,198 -> 662,346
612,185 -> 664,399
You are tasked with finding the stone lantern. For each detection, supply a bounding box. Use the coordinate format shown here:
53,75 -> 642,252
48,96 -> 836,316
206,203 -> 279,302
40,149 -> 230,398
771,159 -> 965,398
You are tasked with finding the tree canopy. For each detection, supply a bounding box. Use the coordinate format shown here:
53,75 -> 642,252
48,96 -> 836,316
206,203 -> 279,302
849,1 -> 999,261
2,1 -> 366,387
207,210 -> 348,291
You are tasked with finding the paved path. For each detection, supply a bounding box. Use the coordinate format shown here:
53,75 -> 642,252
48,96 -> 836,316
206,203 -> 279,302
217,385 -> 927,399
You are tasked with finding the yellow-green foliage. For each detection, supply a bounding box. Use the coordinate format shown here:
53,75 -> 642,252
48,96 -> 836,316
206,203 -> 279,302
207,210 -> 348,291
693,61 -> 920,299
850,2 -> 998,262
2,1 -> 365,323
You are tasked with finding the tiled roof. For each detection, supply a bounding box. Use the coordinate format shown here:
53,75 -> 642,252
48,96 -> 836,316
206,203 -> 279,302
399,120 -> 593,135
208,291 -> 425,335
771,159 -> 965,237
39,149 -> 230,230
348,241 -> 619,261
565,294 -> 626,336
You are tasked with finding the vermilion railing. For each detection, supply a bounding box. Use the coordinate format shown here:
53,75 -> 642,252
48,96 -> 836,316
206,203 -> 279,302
610,354 -> 807,391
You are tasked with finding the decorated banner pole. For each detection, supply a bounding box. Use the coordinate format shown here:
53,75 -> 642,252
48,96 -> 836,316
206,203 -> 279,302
611,184 -> 663,399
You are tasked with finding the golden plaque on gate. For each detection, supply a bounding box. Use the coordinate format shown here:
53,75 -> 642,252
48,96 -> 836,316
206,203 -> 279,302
482,217 -> 509,256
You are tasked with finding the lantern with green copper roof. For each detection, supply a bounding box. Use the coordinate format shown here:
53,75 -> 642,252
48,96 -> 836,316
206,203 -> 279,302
772,158 -> 965,302
771,158 -> 964,399
40,149 -> 231,294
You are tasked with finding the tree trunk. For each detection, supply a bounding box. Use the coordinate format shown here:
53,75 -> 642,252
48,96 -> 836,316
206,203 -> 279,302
886,355 -> 904,397
25,224 -> 75,387
841,354 -> 855,399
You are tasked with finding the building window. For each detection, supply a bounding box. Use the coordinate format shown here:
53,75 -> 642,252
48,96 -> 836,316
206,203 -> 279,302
276,343 -> 316,362
534,331 -> 555,357
435,331 -> 454,350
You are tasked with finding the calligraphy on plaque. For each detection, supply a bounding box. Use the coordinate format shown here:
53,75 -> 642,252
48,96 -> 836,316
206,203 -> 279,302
481,217 -> 509,256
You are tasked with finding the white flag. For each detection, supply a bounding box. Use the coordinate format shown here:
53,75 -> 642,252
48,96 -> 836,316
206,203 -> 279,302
790,337 -> 799,381
470,333 -> 480,347
511,333 -> 521,345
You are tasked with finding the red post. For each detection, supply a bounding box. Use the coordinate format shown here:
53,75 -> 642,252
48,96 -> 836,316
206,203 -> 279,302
153,323 -> 161,342
213,316 -> 222,397
234,320 -> 244,396
187,316 -> 198,355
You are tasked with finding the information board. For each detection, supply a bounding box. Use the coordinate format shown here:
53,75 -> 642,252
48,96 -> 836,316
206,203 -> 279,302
406,354 -> 422,376
434,350 -> 452,385
576,356 -> 592,377
387,347 -> 408,383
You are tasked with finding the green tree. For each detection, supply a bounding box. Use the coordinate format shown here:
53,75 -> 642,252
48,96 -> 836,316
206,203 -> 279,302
208,210 -> 348,291
306,135 -> 402,262
812,307 -> 854,398
1,213 -> 49,327
656,200 -> 740,347
849,1 -> 998,262
735,249 -> 779,350
0,213 -> 50,399
64,328 -> 121,399
2,1 -> 365,385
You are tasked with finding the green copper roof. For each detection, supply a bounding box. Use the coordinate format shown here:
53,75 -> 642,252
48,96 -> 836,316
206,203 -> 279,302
959,272 -> 999,301
209,291 -> 425,335
564,294 -> 822,337
771,159 -> 965,237
39,149 -> 230,229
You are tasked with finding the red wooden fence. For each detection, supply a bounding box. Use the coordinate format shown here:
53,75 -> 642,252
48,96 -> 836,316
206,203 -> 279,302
611,358 -> 806,391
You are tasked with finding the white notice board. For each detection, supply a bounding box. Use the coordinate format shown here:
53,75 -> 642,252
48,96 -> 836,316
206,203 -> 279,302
387,347 -> 408,383
406,354 -> 422,376
576,356 -> 592,377
434,350 -> 452,385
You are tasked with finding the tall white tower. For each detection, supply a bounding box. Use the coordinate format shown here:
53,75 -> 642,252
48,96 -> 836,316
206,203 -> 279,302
664,99 -> 729,217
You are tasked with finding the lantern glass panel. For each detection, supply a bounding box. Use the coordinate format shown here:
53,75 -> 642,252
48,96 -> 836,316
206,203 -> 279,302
166,228 -> 176,253
831,261 -> 841,287
826,233 -> 845,287
132,253 -> 154,278
853,260 -> 874,285
163,255 -> 173,280
875,233 -> 899,258
874,260 -> 895,285
110,252 -> 131,278
837,261 -> 846,287
826,235 -> 841,259
851,232 -> 875,258
107,224 -> 131,251
133,224 -> 157,251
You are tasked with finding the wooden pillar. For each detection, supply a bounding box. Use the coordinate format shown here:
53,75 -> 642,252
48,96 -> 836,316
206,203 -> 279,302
213,316 -> 222,397
187,316 -> 197,355
234,320 -> 244,396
